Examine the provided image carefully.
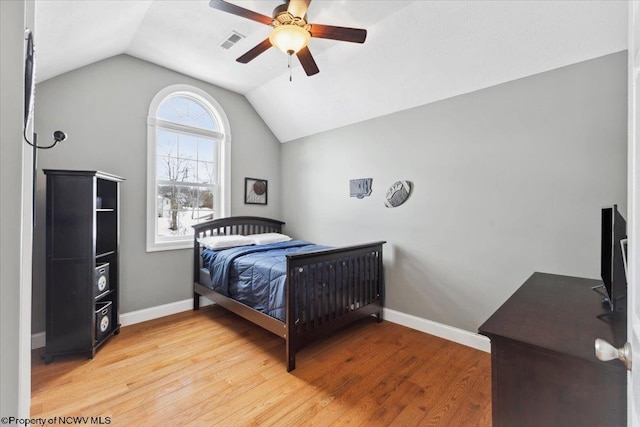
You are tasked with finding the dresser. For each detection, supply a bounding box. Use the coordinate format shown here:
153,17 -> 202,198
478,272 -> 627,427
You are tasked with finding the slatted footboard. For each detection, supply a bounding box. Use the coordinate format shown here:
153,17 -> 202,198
192,216 -> 385,371
286,242 -> 385,371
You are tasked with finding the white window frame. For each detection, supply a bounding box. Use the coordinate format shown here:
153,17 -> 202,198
146,84 -> 231,252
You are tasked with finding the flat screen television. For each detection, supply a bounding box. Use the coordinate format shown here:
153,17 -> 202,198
599,204 -> 627,313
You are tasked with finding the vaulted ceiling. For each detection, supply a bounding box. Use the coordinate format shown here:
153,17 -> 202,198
35,1 -> 628,142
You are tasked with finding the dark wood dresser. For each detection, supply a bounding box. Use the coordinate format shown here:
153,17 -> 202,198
478,272 -> 627,427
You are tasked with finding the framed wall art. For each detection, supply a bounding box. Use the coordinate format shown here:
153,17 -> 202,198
350,178 -> 372,199
244,177 -> 268,205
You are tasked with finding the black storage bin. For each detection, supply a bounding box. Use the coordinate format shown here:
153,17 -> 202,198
95,263 -> 109,296
95,301 -> 112,342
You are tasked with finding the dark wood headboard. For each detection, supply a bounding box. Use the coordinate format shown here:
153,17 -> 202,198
192,216 -> 286,278
192,216 -> 285,240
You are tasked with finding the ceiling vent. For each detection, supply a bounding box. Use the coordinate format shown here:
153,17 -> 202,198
220,31 -> 245,50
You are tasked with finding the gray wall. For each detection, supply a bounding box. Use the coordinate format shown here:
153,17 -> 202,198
32,54 -> 281,332
31,51 -> 628,337
281,52 -> 628,333
1,0 -> 33,416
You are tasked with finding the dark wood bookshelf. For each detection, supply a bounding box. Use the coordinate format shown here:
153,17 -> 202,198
43,169 -> 124,363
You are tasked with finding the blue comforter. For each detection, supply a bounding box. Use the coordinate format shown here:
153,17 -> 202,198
202,240 -> 329,321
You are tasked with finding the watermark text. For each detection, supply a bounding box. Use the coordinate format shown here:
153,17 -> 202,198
1,416 -> 111,426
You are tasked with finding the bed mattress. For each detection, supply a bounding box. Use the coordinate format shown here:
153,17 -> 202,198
201,240 -> 329,321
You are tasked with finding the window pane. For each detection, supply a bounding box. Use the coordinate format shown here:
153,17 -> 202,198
181,160 -> 196,182
178,99 -> 200,126
157,100 -> 182,124
157,211 -> 196,237
197,162 -> 216,184
178,134 -> 198,160
157,184 -> 186,210
198,138 -> 215,162
198,188 -> 214,210
196,114 -> 216,131
156,184 -> 201,236
157,130 -> 178,157
157,156 -> 172,181
157,96 -> 218,131
159,156 -> 193,182
194,210 -> 214,224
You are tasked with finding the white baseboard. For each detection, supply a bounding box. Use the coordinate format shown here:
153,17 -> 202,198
31,331 -> 45,350
120,297 -> 213,327
383,308 -> 491,353
32,300 -> 489,353
31,297 -> 213,349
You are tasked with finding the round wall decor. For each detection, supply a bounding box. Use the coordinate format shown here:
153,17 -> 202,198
384,180 -> 411,208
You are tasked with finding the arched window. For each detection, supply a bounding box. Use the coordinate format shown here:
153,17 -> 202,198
146,85 -> 231,251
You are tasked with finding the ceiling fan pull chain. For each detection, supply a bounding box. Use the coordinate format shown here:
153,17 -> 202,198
288,53 -> 292,82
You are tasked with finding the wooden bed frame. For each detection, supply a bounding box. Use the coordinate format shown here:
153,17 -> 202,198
192,216 -> 385,371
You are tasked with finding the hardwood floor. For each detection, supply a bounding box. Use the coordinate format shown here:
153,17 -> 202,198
31,306 -> 492,426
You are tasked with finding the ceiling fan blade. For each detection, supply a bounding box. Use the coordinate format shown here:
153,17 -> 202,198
209,0 -> 273,25
309,24 -> 367,43
236,38 -> 272,63
287,0 -> 311,18
296,46 -> 319,76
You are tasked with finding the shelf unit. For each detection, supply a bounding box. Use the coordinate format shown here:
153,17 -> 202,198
43,169 -> 124,364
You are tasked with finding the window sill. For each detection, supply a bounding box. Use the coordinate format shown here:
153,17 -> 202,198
146,240 -> 193,252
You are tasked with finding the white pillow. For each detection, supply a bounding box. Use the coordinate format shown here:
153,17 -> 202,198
198,235 -> 254,250
247,233 -> 292,245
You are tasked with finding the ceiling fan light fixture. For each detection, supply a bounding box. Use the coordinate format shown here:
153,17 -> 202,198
269,24 -> 310,55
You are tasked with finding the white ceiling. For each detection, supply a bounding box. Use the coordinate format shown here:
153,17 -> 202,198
35,0 -> 628,142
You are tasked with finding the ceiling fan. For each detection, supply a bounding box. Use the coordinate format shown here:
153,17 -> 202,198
209,0 -> 367,77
